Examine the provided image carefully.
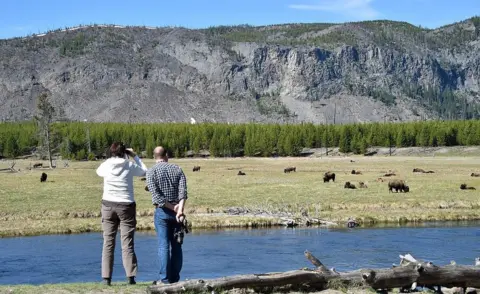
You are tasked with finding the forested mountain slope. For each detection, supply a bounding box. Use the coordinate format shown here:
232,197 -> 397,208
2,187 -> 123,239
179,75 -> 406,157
1,17 -> 479,123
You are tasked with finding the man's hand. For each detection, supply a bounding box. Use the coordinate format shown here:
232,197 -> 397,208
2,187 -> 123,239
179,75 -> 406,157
176,212 -> 185,223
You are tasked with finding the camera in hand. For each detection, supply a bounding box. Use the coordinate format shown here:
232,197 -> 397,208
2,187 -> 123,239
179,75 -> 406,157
174,228 -> 185,245
174,217 -> 189,245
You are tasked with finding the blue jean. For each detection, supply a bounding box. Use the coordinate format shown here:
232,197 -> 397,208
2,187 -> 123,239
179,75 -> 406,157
154,207 -> 183,283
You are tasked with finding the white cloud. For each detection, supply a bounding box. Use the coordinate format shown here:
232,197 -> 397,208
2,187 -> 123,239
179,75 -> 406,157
289,0 -> 380,19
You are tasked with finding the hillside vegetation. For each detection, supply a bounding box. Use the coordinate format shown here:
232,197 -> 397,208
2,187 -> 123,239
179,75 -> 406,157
0,17 -> 480,124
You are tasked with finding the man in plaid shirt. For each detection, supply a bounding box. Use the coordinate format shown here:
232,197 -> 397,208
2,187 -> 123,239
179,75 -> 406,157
146,146 -> 188,285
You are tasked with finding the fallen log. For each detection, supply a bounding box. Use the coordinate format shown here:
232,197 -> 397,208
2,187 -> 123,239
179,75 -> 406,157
0,161 -> 17,173
147,251 -> 480,294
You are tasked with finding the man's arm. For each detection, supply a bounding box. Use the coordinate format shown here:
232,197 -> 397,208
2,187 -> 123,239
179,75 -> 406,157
176,169 -> 188,215
146,170 -> 165,207
178,168 -> 188,201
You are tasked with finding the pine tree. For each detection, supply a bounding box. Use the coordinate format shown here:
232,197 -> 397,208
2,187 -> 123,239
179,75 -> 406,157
145,135 -> 155,158
339,126 -> 352,153
3,134 -> 19,158
396,128 -> 408,147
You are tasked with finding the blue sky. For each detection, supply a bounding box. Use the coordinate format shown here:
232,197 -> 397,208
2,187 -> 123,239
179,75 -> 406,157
1,0 -> 478,39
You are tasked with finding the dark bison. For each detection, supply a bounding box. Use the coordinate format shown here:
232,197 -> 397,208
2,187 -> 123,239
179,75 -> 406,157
471,173 -> 480,177
33,163 -> 43,169
460,183 -> 476,190
237,171 -> 246,176
284,166 -> 296,173
413,168 -> 435,173
388,179 -> 409,193
344,181 -> 356,189
140,177 -> 146,181
351,169 -> 362,175
193,166 -> 201,172
144,185 -> 149,192
384,172 -> 396,177
40,172 -> 47,182
323,172 -> 335,183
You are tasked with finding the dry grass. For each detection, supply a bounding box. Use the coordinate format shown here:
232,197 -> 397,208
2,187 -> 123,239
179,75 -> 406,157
0,283 -> 382,294
0,282 -> 151,294
1,156 -> 480,237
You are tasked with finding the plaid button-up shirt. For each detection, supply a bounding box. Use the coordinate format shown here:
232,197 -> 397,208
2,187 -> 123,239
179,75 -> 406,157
146,162 -> 188,207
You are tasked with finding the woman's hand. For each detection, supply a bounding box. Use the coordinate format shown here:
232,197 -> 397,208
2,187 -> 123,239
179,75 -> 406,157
126,148 -> 137,157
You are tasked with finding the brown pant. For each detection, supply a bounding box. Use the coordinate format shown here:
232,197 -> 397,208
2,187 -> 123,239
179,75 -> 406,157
101,200 -> 138,279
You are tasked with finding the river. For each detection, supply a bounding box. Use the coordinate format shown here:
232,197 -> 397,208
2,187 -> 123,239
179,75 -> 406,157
1,221 -> 479,285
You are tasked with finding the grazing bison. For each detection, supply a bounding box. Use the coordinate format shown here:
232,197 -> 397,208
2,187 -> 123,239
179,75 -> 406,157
384,172 -> 396,177
193,166 -> 201,172
460,183 -> 476,190
40,172 -> 47,182
413,168 -> 435,173
33,163 -> 43,169
351,169 -> 362,175
323,172 -> 335,183
344,181 -> 356,189
388,179 -> 409,193
471,173 -> 480,177
359,181 -> 368,188
284,166 -> 296,173
376,178 -> 384,182
237,171 -> 246,176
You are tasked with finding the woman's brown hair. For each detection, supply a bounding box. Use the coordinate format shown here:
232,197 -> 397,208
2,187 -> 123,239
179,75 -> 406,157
108,142 -> 126,158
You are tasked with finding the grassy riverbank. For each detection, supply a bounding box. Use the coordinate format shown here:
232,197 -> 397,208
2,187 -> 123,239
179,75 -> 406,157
1,155 -> 480,237
0,283 -> 461,294
0,284 -> 382,294
0,282 -> 151,294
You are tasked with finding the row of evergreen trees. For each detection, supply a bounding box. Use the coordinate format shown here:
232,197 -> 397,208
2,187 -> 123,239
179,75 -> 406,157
0,120 -> 479,160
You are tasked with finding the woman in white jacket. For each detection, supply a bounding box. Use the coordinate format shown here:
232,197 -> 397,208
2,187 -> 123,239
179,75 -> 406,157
96,142 -> 148,286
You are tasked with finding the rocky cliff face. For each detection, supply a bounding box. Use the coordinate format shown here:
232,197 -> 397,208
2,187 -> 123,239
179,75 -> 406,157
1,18 -> 479,124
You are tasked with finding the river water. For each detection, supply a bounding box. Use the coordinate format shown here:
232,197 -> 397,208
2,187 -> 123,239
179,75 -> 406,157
1,221 -> 479,285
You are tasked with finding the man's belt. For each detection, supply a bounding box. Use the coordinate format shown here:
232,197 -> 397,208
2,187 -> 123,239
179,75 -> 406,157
154,201 -> 178,208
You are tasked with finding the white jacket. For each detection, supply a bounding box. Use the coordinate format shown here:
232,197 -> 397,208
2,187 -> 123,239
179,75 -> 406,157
96,156 -> 148,203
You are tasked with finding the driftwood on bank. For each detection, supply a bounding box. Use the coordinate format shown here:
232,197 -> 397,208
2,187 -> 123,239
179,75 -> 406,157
0,161 -> 17,172
147,250 -> 480,294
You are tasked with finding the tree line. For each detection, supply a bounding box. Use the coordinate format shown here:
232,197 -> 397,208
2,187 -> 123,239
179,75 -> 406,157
0,119 -> 479,160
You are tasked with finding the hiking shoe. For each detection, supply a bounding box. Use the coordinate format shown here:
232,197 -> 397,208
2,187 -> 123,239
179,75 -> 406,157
102,278 -> 112,286
127,276 -> 136,285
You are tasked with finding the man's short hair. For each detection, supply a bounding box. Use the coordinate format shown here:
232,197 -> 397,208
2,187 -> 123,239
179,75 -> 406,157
154,147 -> 168,158
109,142 -> 126,158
